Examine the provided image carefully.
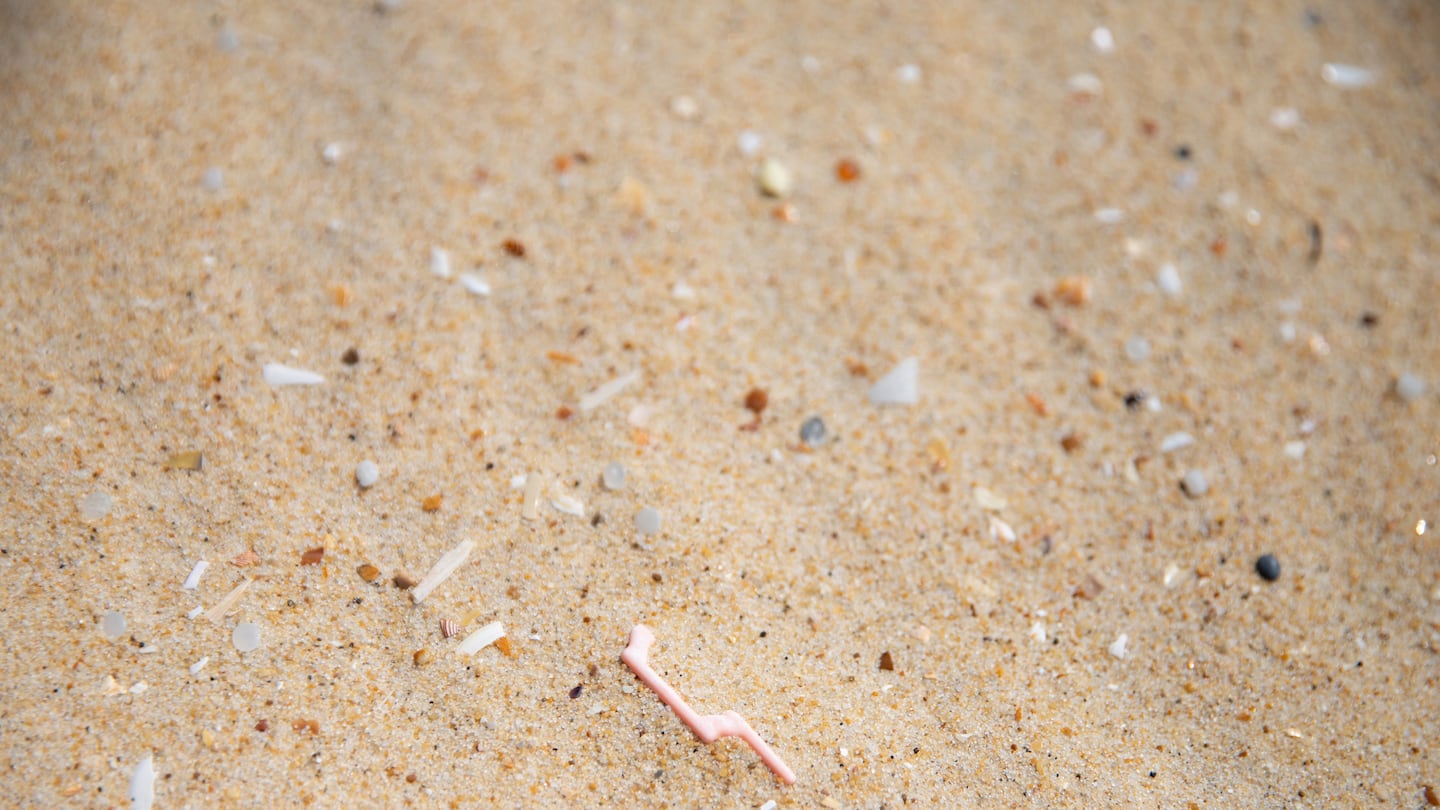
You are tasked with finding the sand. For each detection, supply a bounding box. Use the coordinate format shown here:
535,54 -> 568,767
1,1 -> 1438,806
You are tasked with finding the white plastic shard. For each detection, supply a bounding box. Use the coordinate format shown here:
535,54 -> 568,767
868,357 -> 918,405
459,273 -> 491,296
262,363 -> 324,386
430,247 -> 452,278
182,560 -> 209,590
130,755 -> 155,810
411,540 -> 476,604
455,620 -> 506,655
1160,432 -> 1195,453
579,370 -> 640,412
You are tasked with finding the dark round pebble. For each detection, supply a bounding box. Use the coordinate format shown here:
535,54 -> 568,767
1255,554 -> 1281,582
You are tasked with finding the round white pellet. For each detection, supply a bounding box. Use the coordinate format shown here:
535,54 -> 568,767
101,611 -> 126,639
1397,373 -> 1427,402
636,507 -> 661,536
356,460 -> 380,488
202,167 -> 224,192
232,622 -> 261,653
1125,336 -> 1151,361
756,158 -> 793,198
602,462 -> 626,491
1156,263 -> 1182,296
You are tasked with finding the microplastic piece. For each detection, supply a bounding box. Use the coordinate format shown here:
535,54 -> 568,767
1108,634 -> 1129,659
895,63 -> 922,84
1321,63 -> 1376,88
182,560 -> 209,590
1159,432 -> 1195,453
101,611 -> 126,639
189,656 -> 209,676
262,363 -> 324,386
1181,469 -> 1209,498
232,622 -> 261,653
636,507 -> 662,535
1397,373 -> 1427,402
869,357 -> 918,405
411,540 -> 476,603
602,462 -> 627,491
130,754 -> 155,810
81,491 -> 113,521
1091,26 -> 1115,53
1156,263 -> 1182,296
430,247 -> 451,278
459,273 -> 492,296
455,620 -> 505,655
580,370 -> 640,412
1124,336 -> 1151,361
756,158 -> 793,197
202,167 -> 224,192
621,625 -> 796,784
355,460 -> 379,488
737,130 -> 764,157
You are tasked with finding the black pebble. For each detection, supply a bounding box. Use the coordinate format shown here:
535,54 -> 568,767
1255,554 -> 1281,581
1123,391 -> 1146,411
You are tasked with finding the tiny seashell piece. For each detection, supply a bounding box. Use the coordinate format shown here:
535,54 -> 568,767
440,618 -> 461,639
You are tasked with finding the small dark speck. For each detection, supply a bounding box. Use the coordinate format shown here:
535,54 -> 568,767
1123,391 -> 1145,411
341,347 -> 360,365
759,630 -> 767,638
1359,312 -> 1379,328
1149,771 -> 1157,778
569,684 -> 583,699
592,513 -> 605,527
1174,144 -> 1192,160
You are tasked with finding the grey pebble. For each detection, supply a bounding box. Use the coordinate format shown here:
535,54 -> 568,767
1181,469 -> 1209,498
602,462 -> 626,491
799,416 -> 827,447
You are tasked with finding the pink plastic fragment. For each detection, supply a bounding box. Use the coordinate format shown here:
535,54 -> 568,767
621,624 -> 796,785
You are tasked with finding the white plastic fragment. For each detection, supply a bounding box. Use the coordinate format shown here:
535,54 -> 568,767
579,370 -> 640,412
1125,336 -> 1151,361
322,142 -> 343,164
1269,107 -> 1301,130
1091,26 -> 1115,53
81,491 -> 113,521
130,754 -> 155,810
459,273 -> 492,296
896,63 -> 922,84
203,579 -> 251,622
189,656 -> 209,676
1160,432 -> 1195,453
1067,73 -> 1103,95
671,281 -> 696,300
1396,373 -> 1427,402
551,492 -> 585,517
101,611 -> 126,638
1322,63 -> 1376,88
1181,469 -> 1209,498
1162,564 -> 1182,588
602,462 -> 626,491
521,474 -> 544,520
869,357 -> 919,405
1108,633 -> 1128,659
411,540 -> 476,603
636,507 -> 662,535
1156,263 -> 1182,296
202,167 -> 224,192
759,801 -> 778,810
737,130 -> 764,157
989,516 -> 1016,543
430,247 -> 451,278
974,486 -> 1007,511
186,605 -> 204,620
1284,440 -> 1307,460
1029,622 -> 1047,643
756,158 -> 793,197
669,95 -> 699,120
355,460 -> 379,488
1094,207 -> 1125,224
456,620 -> 506,655
182,560 -> 209,590
262,363 -> 324,386
232,622 -> 261,653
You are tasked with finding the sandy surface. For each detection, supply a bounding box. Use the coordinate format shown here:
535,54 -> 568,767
2,1 -> 1438,806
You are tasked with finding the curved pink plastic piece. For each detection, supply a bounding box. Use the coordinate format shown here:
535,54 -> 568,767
621,624 -> 796,785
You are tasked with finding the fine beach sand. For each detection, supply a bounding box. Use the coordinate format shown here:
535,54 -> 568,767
2,2 -> 1438,806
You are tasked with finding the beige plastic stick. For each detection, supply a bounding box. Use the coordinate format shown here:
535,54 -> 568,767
621,624 -> 796,784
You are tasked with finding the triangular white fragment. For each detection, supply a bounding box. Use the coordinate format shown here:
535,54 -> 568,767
262,363 -> 324,386
430,247 -> 451,278
868,357 -> 918,405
